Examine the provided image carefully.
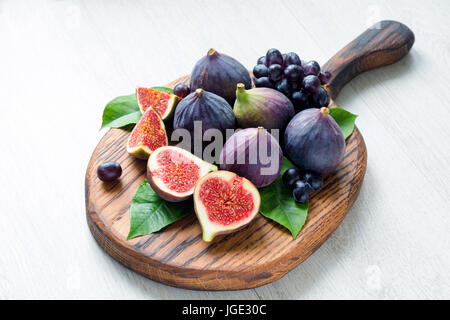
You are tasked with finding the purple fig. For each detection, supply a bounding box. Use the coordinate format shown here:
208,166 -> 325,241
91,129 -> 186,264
220,127 -> 282,188
284,107 -> 345,173
173,88 -> 235,151
190,48 -> 252,105
233,83 -> 295,131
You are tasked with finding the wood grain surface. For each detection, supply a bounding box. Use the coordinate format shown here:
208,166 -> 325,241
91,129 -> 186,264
323,20 -> 415,100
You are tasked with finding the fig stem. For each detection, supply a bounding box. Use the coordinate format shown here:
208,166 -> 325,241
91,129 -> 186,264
195,88 -> 204,97
207,48 -> 217,56
235,83 -> 248,103
320,107 -> 330,114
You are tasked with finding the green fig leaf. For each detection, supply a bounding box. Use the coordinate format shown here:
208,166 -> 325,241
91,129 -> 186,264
127,179 -> 193,240
259,157 -> 308,239
100,87 -> 174,130
100,94 -> 141,130
149,86 -> 174,94
329,107 -> 358,139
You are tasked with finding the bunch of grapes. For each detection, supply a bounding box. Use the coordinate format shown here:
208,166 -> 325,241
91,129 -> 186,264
282,168 -> 324,203
253,48 -> 331,111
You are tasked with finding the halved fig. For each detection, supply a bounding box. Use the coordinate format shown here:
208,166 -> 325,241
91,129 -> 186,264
126,107 -> 168,159
193,170 -> 261,242
147,146 -> 217,202
136,87 -> 181,120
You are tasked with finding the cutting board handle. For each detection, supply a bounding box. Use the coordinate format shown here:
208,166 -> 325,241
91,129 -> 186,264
322,20 -> 414,99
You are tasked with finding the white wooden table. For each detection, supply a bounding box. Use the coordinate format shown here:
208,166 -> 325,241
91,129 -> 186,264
1,0 -> 449,299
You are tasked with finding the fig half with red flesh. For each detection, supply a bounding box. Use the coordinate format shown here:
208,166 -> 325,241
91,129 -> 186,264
136,87 -> 181,120
147,146 -> 217,202
193,171 -> 261,242
127,107 -> 168,159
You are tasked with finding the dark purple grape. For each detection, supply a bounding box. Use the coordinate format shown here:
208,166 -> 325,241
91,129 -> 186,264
282,53 -> 287,68
97,161 -> 122,182
257,56 -> 266,65
266,48 -> 283,66
293,180 -> 311,203
310,61 -> 320,69
284,52 -> 301,66
282,167 -> 304,189
303,75 -> 320,93
294,191 -> 309,203
306,93 -> 317,108
284,64 -> 304,83
319,70 -> 331,85
291,81 -> 300,91
268,64 -> 283,82
292,90 -> 310,106
311,87 -> 330,107
253,76 -> 274,88
304,171 -> 323,191
292,90 -> 312,111
253,64 -> 268,78
276,78 -> 293,97
173,83 -> 190,98
294,179 -> 313,192
323,90 -> 330,106
303,61 -> 321,76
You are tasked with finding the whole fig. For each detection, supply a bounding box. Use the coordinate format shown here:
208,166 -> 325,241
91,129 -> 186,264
284,107 -> 345,173
173,88 -> 235,150
233,83 -> 295,131
220,127 -> 282,188
190,49 -> 252,105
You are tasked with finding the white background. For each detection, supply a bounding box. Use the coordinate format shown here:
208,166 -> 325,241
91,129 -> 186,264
1,0 -> 449,299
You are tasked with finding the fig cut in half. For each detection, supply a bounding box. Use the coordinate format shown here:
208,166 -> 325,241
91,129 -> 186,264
136,87 -> 181,120
127,107 -> 168,159
193,171 -> 261,242
147,146 -> 217,202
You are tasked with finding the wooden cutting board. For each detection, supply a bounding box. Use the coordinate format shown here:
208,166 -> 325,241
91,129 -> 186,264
85,21 -> 414,290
